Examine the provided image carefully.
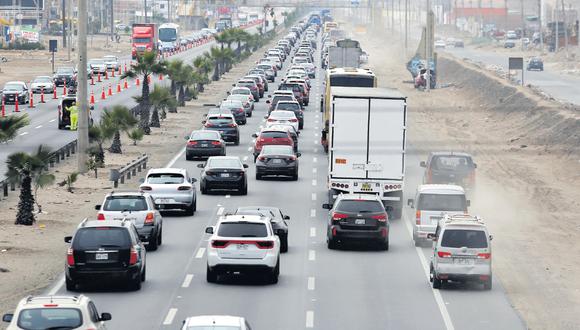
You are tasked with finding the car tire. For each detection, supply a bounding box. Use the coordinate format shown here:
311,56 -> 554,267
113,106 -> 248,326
247,111 -> 252,118
391,206 -> 402,220
147,232 -> 159,251
130,274 -> 142,291
185,202 -> 195,216
268,258 -> 280,284
240,183 -> 248,195
414,239 -> 421,247
141,266 -> 146,282
185,154 -> 192,161
201,184 -> 207,195
65,277 -> 76,291
299,123 -> 304,130
292,172 -> 298,181
158,229 -> 162,246
327,238 -> 338,250
432,275 -> 442,289
234,137 -> 240,146
256,172 -> 262,180
483,276 -> 492,290
380,240 -> 389,251
206,264 -> 218,283
280,235 -> 288,253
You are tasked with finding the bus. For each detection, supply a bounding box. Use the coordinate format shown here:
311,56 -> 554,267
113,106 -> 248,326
320,67 -> 377,152
324,21 -> 338,33
158,23 -> 180,52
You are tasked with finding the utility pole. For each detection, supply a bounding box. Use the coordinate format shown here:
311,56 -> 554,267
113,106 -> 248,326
77,0 -> 88,173
555,5 -> 559,51
405,0 -> 408,52
62,0 -> 67,47
67,0 -> 71,60
426,0 -> 431,92
521,0 -> 525,50
110,0 -> 114,41
561,0 -> 568,56
144,0 -> 148,23
538,0 -> 543,51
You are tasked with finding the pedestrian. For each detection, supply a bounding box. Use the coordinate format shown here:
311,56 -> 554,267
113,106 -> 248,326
67,101 -> 79,130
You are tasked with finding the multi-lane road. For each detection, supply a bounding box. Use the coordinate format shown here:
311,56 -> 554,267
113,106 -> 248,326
38,31 -> 528,329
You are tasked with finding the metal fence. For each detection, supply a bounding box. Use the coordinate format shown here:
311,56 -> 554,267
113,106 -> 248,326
109,154 -> 148,188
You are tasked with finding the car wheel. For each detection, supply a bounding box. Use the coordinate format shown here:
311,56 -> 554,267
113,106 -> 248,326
147,232 -> 159,251
292,172 -> 298,181
327,238 -> 338,250
192,199 -> 197,212
185,202 -> 195,216
247,111 -> 252,118
299,123 -> 304,130
130,274 -> 142,291
256,172 -> 262,180
483,276 -> 492,290
141,266 -> 146,282
414,238 -> 421,247
158,229 -> 162,246
380,239 -> 389,251
268,258 -> 280,284
185,154 -> 192,161
65,277 -> 76,291
280,235 -> 288,253
234,137 -> 240,146
206,264 -> 218,283
240,183 -> 248,195
432,274 -> 442,289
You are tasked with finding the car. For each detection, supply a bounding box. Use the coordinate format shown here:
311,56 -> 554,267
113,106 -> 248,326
407,184 -> 470,246
181,315 -> 252,330
220,99 -> 247,124
248,69 -> 269,91
2,81 -> 29,104
270,124 -> 299,152
198,156 -> 248,195
265,56 -> 282,69
527,57 -> 544,71
454,39 -> 464,47
30,76 -> 55,94
252,127 -> 295,161
299,62 -> 316,78
266,94 -> 296,114
229,86 -> 255,102
256,64 -> 277,81
205,215 -> 280,283
95,191 -> 163,251
234,206 -> 291,252
434,40 -> 446,48
446,37 -> 455,46
255,145 -> 300,181
244,75 -> 266,97
278,82 -> 305,105
103,55 -> 120,70
266,110 -> 299,132
274,101 -> 304,129
185,130 -> 226,159
88,58 -> 107,74
226,93 -> 254,115
139,168 -> 197,215
53,67 -> 76,87
203,113 -> 240,145
420,152 -> 477,190
322,193 -> 390,250
235,79 -> 260,101
429,214 -> 493,290
64,218 -> 146,291
504,40 -> 516,48
2,295 -> 111,330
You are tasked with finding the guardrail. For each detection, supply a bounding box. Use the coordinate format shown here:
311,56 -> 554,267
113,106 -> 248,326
109,154 -> 148,188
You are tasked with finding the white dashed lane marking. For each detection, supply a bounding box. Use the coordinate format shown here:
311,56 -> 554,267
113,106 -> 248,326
310,209 -> 316,218
195,248 -> 206,259
308,250 -> 316,261
216,207 -> 224,216
181,274 -> 194,288
306,311 -> 314,328
310,227 -> 316,237
308,276 -> 316,290
163,308 -> 178,325
312,179 -> 317,186
19,132 -> 28,136
35,125 -> 42,129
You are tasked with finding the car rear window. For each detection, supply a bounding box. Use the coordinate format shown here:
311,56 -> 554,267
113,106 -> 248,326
191,131 -> 219,140
335,200 -> 385,213
18,308 -> 82,330
231,89 -> 250,95
147,173 -> 184,184
261,131 -> 288,139
208,117 -> 234,125
208,158 -> 241,168
441,229 -> 488,248
431,156 -> 474,171
104,196 -> 148,211
279,84 -> 301,92
277,103 -> 300,110
262,145 -> 294,155
73,227 -> 131,249
218,222 -> 268,237
417,194 -> 466,211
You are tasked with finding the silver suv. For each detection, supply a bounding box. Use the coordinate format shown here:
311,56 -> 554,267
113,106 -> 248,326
429,214 -> 493,290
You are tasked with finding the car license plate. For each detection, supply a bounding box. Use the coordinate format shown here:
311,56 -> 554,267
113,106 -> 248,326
273,159 -> 282,164
454,258 -> 474,265
221,173 -> 230,177
355,219 -> 365,225
155,198 -> 174,204
237,244 -> 248,250
361,183 -> 373,192
201,144 -> 208,147
95,253 -> 108,260
430,216 -> 442,223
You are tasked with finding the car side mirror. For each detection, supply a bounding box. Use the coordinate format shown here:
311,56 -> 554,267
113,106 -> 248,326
94,204 -> 101,210
205,226 -> 214,234
185,136 -> 190,140
296,153 -> 301,157
64,236 -> 72,243
201,120 -> 206,124
232,83 -> 236,87
275,229 -> 285,235
407,199 -> 414,208
154,204 -> 160,210
100,313 -> 112,321
243,164 -> 249,168
139,178 -> 145,184
266,100 -> 271,104
2,314 -> 13,323
427,233 -> 437,240
251,133 -> 258,138
197,164 -> 205,168
420,161 -> 427,168
264,116 -> 268,119
283,215 -> 290,220
321,203 -> 331,210
466,200 -> 471,207
190,178 -> 197,183
267,95 -> 272,98
473,163 -> 478,168
489,234 -> 493,241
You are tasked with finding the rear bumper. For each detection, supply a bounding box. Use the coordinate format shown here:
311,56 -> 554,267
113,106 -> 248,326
136,226 -> 156,243
330,226 -> 388,242
204,177 -> 244,190
66,265 -> 141,282
186,147 -> 223,157
256,165 -> 297,176
207,251 -> 278,269
150,194 -> 194,208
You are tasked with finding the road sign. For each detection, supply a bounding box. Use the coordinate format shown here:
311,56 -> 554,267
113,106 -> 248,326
508,57 -> 524,85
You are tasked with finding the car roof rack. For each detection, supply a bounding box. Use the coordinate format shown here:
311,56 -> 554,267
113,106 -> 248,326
442,214 -> 485,225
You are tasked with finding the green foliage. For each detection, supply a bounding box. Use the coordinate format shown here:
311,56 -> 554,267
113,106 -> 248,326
3,41 -> 45,50
0,114 -> 30,143
58,172 -> 78,193
127,128 -> 144,146
102,106 -> 138,154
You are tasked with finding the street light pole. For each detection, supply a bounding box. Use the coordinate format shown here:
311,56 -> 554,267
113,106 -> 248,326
77,0 -> 88,173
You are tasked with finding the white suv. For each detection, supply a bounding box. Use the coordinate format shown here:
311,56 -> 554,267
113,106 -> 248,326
2,295 -> 111,330
429,214 -> 493,290
205,215 -> 281,284
139,168 -> 197,215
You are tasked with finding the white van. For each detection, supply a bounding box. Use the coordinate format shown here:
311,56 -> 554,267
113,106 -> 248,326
407,184 -> 469,246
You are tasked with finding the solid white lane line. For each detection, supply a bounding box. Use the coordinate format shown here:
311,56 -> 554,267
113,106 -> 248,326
402,213 -> 455,330
311,193 -> 317,201
165,147 -> 185,168
35,125 -> 42,129
308,277 -> 316,290
216,207 -> 224,216
195,247 -> 206,259
308,250 -> 316,261
181,274 -> 194,288
312,168 -> 317,174
19,132 -> 28,136
312,179 -> 317,186
310,227 -> 316,237
49,119 -> 56,122
310,209 -> 316,218
163,308 -> 178,325
306,311 -> 314,328
313,157 -> 317,163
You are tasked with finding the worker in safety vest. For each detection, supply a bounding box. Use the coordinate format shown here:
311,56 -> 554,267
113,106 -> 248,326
67,101 -> 78,130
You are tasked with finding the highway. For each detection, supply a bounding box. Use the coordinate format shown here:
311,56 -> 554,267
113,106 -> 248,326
43,33 -> 527,329
446,46 -> 580,105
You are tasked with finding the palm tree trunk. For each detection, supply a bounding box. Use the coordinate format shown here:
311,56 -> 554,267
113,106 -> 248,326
96,144 -> 105,167
170,80 -> 177,97
140,74 -> 151,135
150,107 -> 160,127
15,174 -> 35,225
109,131 -> 122,154
178,85 -> 185,106
237,41 -> 242,57
213,63 -> 220,81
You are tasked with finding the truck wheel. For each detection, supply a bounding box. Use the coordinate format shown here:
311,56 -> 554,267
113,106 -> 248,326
391,206 -> 402,220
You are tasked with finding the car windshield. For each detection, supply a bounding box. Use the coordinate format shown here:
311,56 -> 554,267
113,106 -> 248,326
441,229 -> 488,248
218,222 -> 267,237
279,84 -> 301,92
431,156 -> 474,171
4,84 -> 23,91
260,131 -> 289,139
56,68 -> 74,74
147,173 -> 185,184
276,103 -> 300,111
237,82 -> 255,88
17,308 -> 82,330
336,200 -> 385,213
208,158 -> 241,169
221,101 -> 243,108
417,193 -> 466,211
33,77 -> 52,83
72,227 -> 131,249
103,196 -> 148,212
262,145 -> 294,155
133,37 -> 151,43
191,131 -> 219,140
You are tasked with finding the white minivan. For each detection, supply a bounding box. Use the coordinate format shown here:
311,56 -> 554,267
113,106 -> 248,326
407,184 -> 469,246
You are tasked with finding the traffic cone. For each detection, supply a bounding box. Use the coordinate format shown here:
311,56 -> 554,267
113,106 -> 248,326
101,86 -> 106,100
40,88 -> 45,103
108,84 -> 113,96
1,97 -> 5,117
111,68 -> 115,77
90,91 -> 95,105
105,70 -> 109,80
124,63 -> 127,73
123,80 -> 128,89
116,82 -> 121,93
97,72 -> 102,82
28,91 -> 34,108
136,77 -> 140,86
90,75 -> 95,85
118,66 -> 122,76
14,95 -> 19,112
159,73 -> 164,81
53,87 -> 57,99
63,85 -> 67,96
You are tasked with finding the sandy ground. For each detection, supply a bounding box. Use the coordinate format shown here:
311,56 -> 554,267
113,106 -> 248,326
359,27 -> 580,329
0,34 -> 280,318
0,34 -> 132,87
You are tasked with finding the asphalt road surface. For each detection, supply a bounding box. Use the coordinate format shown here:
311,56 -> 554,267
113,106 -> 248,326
41,34 -> 528,329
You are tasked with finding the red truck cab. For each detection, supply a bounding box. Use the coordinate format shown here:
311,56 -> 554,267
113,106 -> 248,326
132,23 -> 157,59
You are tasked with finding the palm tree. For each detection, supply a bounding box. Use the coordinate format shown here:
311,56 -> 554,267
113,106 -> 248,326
193,56 -> 213,92
0,115 -> 29,143
230,28 -> 250,57
221,48 -> 237,73
149,86 -> 176,122
214,31 -> 230,50
208,47 -> 236,80
166,59 -> 184,98
177,65 -> 195,107
88,122 -> 115,167
6,145 -> 53,225
102,106 -> 138,154
121,51 -> 166,135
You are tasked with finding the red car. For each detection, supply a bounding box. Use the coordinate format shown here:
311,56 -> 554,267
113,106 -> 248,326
251,128 -> 294,162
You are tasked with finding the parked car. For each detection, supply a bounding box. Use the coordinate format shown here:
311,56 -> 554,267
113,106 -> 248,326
139,168 -> 197,215
185,130 -> 226,160
198,156 -> 249,195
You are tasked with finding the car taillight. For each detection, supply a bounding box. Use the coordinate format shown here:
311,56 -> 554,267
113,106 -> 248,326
477,253 -> 491,259
267,119 -> 276,122
331,212 -> 348,221
97,213 -> 105,220
44,304 -> 59,307
144,212 -> 155,224
187,140 -> 198,145
437,251 -> 452,258
257,156 -> 266,161
256,241 -> 274,249
205,123 -> 214,127
416,210 -> 421,225
289,119 -> 298,122
211,141 -> 222,146
129,246 -> 138,265
66,248 -> 75,266
372,214 -> 388,222
228,123 -> 237,127
140,186 -> 152,191
205,171 -> 215,176
178,186 -> 191,191
211,240 -> 229,248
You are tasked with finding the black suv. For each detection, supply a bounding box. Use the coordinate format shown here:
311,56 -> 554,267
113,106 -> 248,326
64,219 -> 146,291
53,67 -> 76,87
323,194 -> 389,250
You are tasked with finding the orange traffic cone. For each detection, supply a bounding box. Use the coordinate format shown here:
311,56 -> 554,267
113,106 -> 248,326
124,63 -> 127,72
118,66 -> 122,76
28,91 -> 34,108
159,73 -> 164,81
53,86 -> 57,99
63,85 -> 67,96
1,97 -> 5,117
116,82 -> 121,93
101,86 -> 106,100
40,88 -> 45,103
136,77 -> 140,86
90,91 -> 95,105
108,84 -> 113,96
111,68 -> 115,77
104,70 -> 109,80
123,80 -> 128,89
14,95 -> 19,112
90,75 -> 95,85
97,72 -> 102,82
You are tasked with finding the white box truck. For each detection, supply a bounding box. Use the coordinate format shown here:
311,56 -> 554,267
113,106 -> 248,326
327,87 -> 407,219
